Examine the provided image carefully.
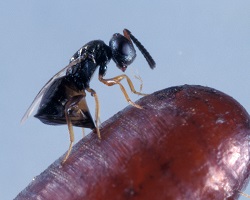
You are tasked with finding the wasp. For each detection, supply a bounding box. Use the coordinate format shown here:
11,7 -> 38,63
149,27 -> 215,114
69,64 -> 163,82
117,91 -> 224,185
21,29 -> 156,163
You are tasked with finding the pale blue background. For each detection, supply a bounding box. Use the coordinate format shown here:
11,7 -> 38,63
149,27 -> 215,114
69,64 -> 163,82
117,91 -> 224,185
1,1 -> 250,199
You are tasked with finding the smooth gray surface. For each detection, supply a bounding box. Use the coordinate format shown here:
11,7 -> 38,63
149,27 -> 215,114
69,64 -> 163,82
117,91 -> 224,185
1,1 -> 250,199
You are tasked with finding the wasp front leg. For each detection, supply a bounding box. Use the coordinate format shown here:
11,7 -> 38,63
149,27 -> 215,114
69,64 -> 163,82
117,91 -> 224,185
98,66 -> 145,109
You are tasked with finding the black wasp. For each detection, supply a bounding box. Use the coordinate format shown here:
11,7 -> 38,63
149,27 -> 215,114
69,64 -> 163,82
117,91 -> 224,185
21,29 -> 156,163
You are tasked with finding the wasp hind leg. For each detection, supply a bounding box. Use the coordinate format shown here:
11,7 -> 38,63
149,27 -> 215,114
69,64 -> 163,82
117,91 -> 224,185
62,99 -> 75,164
86,88 -> 101,139
62,95 -> 96,164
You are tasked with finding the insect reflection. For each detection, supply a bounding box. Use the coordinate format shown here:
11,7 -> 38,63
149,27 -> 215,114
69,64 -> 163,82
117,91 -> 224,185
21,29 -> 156,163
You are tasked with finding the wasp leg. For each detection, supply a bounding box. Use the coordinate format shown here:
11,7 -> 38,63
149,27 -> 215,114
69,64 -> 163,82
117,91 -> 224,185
62,99 -> 76,164
82,128 -> 85,138
238,191 -> 250,198
86,88 -> 101,139
134,74 -> 143,93
63,94 -> 95,163
99,74 -> 145,109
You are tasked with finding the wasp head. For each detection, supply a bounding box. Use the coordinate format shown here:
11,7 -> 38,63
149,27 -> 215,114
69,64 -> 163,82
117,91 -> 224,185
109,33 -> 136,72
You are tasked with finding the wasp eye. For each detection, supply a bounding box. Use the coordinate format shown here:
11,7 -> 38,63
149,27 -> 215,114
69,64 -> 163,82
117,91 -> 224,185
109,33 -> 136,71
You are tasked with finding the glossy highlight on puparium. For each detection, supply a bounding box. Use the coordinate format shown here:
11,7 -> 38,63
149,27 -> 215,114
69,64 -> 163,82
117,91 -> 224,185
21,29 -> 156,164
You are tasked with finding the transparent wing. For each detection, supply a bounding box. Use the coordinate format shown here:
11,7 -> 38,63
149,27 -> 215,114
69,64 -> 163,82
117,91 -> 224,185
21,56 -> 85,124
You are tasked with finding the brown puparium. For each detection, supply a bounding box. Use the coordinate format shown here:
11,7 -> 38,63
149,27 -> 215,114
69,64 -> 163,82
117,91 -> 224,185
15,85 -> 250,200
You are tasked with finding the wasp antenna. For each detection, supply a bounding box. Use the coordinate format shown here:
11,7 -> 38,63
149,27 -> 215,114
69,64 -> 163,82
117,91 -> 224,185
124,29 -> 156,69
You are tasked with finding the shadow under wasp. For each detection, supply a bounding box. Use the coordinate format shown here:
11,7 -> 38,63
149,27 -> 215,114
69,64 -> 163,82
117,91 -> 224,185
21,29 -> 156,163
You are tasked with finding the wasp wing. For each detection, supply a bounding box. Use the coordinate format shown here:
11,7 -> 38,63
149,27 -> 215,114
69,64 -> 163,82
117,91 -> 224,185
21,56 -> 85,124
